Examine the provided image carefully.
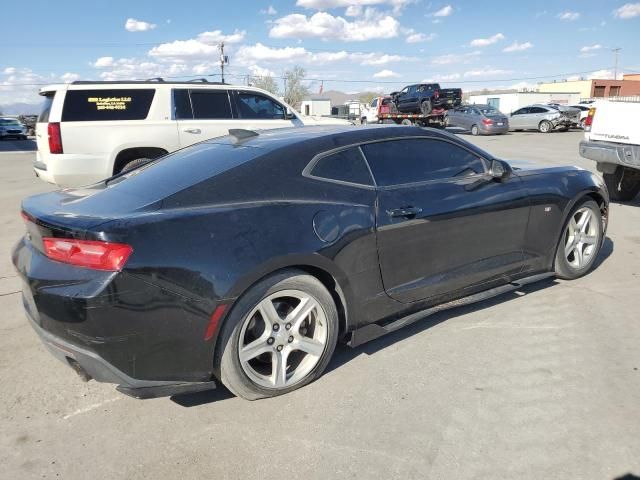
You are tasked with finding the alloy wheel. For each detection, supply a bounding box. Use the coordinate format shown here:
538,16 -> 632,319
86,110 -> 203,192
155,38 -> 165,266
237,290 -> 328,389
563,207 -> 599,269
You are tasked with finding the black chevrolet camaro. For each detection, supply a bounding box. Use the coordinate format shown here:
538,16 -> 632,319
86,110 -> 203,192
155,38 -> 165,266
12,125 -> 608,400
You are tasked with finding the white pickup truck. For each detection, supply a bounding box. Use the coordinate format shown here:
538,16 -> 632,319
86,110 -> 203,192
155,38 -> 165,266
579,101 -> 640,201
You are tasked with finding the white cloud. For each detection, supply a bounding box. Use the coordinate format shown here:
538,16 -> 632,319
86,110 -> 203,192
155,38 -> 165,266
125,18 -> 157,32
431,54 -> 459,65
3,67 -> 17,75
503,41 -> 533,52
557,11 -> 581,21
359,53 -> 414,65
296,0 -> 412,11
269,9 -> 400,41
92,56 -> 115,68
470,33 -> 505,47
236,43 -> 310,64
248,65 -> 277,78
260,5 -> 278,15
61,72 -> 79,83
373,69 -> 400,78
580,44 -> 602,53
588,69 -> 623,80
345,5 -> 362,16
432,5 -> 453,17
464,69 -> 513,77
197,29 -> 246,44
405,30 -> 437,43
613,3 -> 640,18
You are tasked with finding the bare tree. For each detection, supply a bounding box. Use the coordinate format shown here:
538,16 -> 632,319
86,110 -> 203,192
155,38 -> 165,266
283,66 -> 309,109
359,92 -> 377,105
250,75 -> 280,96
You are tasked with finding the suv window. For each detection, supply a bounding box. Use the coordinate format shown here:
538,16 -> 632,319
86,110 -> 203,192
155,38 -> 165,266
310,148 -> 373,186
362,138 -> 485,186
38,92 -> 55,122
236,93 -> 285,120
61,89 -> 155,121
173,89 -> 193,119
190,90 -> 233,119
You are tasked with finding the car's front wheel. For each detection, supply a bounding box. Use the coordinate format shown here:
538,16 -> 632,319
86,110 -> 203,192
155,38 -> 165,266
216,270 -> 339,400
554,199 -> 603,280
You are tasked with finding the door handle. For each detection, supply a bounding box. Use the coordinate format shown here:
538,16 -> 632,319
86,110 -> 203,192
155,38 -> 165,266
387,206 -> 423,218
184,128 -> 201,134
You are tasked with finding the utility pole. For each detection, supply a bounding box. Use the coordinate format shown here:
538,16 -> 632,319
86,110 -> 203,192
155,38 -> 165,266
218,42 -> 229,83
612,47 -> 621,80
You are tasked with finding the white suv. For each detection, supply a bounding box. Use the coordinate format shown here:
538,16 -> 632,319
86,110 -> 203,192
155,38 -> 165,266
35,80 -> 350,187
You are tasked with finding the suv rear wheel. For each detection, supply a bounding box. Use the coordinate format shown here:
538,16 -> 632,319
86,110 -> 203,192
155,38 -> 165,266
603,166 -> 640,201
121,158 -> 151,173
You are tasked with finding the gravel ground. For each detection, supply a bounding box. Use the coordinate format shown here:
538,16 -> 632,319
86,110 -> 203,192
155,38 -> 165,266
0,131 -> 638,480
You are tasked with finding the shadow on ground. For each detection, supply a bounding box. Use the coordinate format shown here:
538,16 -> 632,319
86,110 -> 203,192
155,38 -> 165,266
0,138 -> 37,153
171,237 -> 614,407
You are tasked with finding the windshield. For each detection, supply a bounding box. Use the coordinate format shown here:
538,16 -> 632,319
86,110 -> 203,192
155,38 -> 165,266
0,119 -> 20,126
478,106 -> 499,114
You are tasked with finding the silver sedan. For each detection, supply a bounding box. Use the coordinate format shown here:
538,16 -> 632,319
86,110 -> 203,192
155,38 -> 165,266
445,104 -> 509,135
508,104 -> 580,133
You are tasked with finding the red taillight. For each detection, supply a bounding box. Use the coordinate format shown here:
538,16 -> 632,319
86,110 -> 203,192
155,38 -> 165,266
482,118 -> 493,125
42,238 -> 132,271
584,107 -> 596,131
48,122 -> 63,154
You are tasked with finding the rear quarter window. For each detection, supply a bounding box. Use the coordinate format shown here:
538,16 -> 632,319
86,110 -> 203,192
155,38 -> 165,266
38,92 -> 55,122
61,89 -> 156,121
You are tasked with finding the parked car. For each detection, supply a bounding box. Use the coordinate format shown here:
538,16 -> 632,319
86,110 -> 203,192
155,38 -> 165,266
580,100 -> 640,201
360,96 -> 394,124
0,117 -> 28,140
18,114 -> 38,136
509,104 -> 580,133
34,79 -> 351,187
13,125 -> 608,401
444,104 -> 509,135
567,104 -> 591,128
391,83 -> 462,115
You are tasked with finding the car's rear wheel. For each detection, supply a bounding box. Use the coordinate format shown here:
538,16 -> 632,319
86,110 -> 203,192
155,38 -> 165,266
401,118 -> 413,126
420,100 -> 432,115
603,166 -> 640,202
471,124 -> 480,136
217,270 -> 339,400
554,199 -> 603,280
538,120 -> 552,133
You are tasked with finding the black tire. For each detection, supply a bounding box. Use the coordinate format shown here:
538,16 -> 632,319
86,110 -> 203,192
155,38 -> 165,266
216,270 -> 339,400
538,120 -> 552,133
400,118 -> 413,126
420,100 -> 432,115
361,118 -> 368,125
471,124 -> 480,136
602,166 -> 640,202
554,199 -> 603,280
443,115 -> 450,127
557,126 -> 569,132
120,157 -> 151,173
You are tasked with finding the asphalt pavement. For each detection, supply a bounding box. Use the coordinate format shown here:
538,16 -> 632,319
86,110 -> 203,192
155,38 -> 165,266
1,131 -> 639,480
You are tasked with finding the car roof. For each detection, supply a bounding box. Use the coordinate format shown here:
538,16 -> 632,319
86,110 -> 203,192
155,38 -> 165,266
203,124 -> 457,154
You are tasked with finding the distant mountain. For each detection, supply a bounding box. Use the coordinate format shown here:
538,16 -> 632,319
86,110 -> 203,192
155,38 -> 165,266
0,102 -> 41,116
305,90 -> 379,105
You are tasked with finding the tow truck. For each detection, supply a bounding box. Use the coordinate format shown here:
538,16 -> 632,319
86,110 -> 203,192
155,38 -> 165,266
361,96 -> 446,128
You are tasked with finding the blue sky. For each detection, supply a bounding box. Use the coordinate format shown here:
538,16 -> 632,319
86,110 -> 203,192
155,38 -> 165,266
1,0 -> 640,104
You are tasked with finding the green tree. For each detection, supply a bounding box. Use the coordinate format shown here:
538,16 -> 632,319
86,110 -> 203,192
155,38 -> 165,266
283,66 -> 309,109
251,75 -> 280,96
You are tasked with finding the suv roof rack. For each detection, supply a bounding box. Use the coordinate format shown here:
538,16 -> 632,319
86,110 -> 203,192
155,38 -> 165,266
70,80 -> 228,86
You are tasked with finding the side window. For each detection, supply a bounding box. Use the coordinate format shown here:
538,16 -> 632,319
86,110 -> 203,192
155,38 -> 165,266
38,93 -> 55,122
173,89 -> 192,119
362,138 -> 486,186
61,89 -> 156,121
529,107 -> 546,114
236,93 -> 285,120
310,148 -> 374,186
371,98 -> 378,108
513,108 -> 529,115
190,90 -> 233,119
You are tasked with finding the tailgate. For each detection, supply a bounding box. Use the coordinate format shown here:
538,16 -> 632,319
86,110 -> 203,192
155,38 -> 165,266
589,101 -> 640,145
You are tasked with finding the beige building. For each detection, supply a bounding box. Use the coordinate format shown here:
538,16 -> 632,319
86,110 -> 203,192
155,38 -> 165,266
538,75 -> 640,99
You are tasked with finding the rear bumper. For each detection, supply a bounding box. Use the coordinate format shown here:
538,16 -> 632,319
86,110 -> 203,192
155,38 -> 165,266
27,313 -> 216,398
480,123 -> 509,134
33,152 -> 112,187
579,139 -> 640,169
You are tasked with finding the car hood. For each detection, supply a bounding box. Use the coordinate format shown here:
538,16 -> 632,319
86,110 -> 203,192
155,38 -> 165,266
505,158 -> 582,176
299,115 -> 353,126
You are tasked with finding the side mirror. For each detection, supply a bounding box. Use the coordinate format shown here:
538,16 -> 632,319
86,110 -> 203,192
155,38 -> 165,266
285,107 -> 297,120
490,159 -> 511,181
